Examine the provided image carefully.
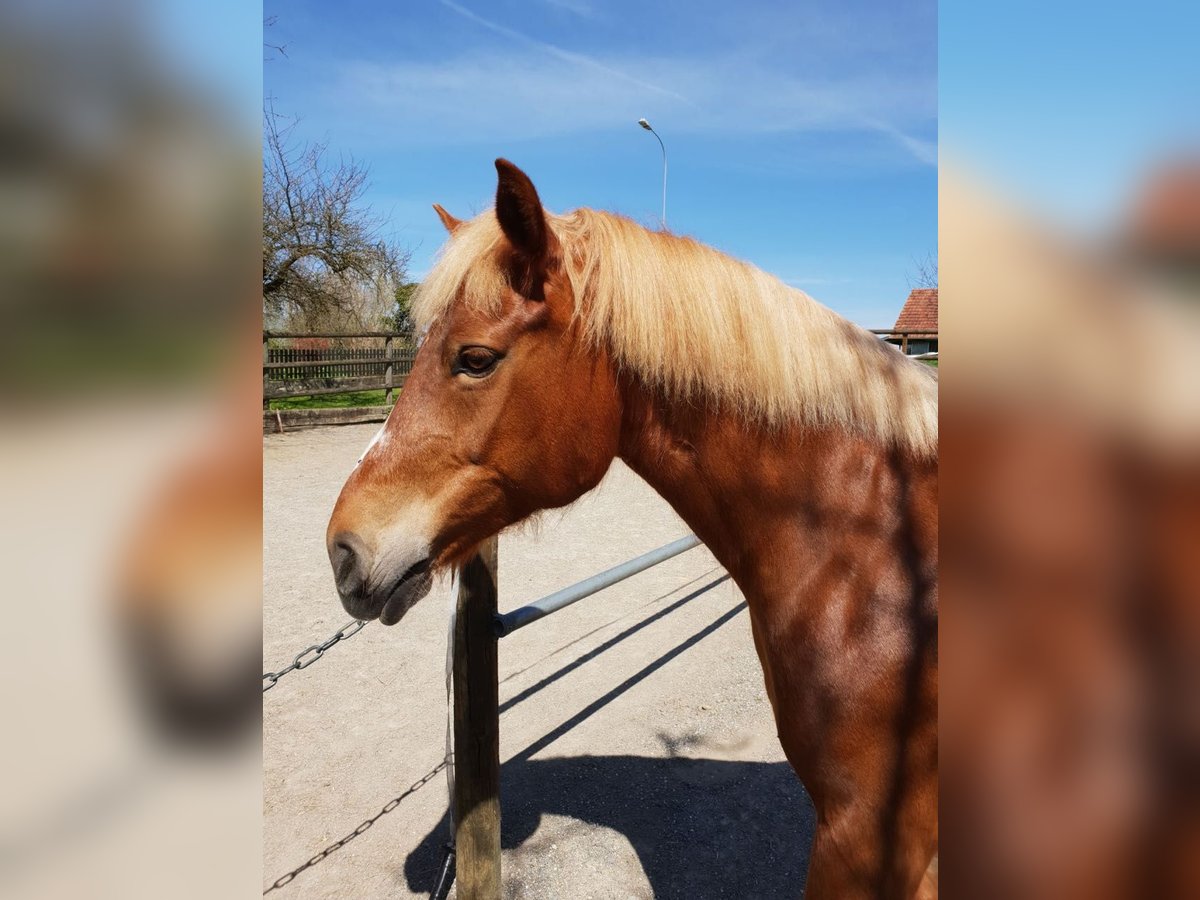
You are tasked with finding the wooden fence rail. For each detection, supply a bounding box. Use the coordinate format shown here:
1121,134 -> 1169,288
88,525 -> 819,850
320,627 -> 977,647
262,329 -> 938,409
262,331 -> 417,405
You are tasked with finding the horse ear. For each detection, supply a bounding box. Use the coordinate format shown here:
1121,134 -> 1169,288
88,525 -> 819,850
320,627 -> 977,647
432,203 -> 463,234
494,158 -> 553,262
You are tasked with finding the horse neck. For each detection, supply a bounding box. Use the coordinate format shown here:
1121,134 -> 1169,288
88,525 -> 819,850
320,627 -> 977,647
616,377 -> 938,605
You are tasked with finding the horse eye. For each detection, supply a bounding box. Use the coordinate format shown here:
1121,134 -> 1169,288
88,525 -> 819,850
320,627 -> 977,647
453,346 -> 501,378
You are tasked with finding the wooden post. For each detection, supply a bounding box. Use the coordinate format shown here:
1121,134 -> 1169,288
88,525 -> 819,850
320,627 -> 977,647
262,334 -> 270,411
901,332 -> 909,355
384,335 -> 394,406
454,536 -> 501,899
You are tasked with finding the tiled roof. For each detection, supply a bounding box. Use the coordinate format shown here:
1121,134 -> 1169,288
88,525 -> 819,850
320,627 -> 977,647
894,288 -> 938,332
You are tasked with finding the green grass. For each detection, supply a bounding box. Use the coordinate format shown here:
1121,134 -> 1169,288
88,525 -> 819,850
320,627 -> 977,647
268,390 -> 396,410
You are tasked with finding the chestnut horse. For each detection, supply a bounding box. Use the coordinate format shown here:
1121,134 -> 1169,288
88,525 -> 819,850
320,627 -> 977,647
327,160 -> 938,898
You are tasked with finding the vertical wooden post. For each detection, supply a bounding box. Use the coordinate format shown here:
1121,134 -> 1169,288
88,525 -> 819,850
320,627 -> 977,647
454,536 -> 500,899
901,333 -> 909,355
384,335 -> 394,406
262,333 -> 270,411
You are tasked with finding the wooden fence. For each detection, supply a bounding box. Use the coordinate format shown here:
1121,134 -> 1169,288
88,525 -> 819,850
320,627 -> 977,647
263,329 -> 938,411
263,331 -> 416,406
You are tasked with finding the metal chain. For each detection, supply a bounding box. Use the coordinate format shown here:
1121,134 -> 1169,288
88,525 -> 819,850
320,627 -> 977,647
264,759 -> 447,893
263,619 -> 367,692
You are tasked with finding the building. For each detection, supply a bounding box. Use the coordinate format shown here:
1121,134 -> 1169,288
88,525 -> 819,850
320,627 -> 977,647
1120,160 -> 1200,294
888,287 -> 938,355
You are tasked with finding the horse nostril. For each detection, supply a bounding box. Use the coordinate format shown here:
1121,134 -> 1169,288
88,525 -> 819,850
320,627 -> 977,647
330,532 -> 370,597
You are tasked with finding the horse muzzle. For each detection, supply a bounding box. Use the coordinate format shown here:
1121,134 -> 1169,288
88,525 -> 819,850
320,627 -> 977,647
329,531 -> 433,625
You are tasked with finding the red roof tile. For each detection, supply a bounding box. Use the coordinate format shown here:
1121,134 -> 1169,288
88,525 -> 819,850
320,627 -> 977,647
894,288 -> 938,332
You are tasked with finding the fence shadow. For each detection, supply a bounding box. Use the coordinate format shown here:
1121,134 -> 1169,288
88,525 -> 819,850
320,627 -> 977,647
404,753 -> 814,898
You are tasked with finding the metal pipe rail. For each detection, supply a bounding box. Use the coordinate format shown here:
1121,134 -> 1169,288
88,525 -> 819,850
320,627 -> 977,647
492,534 -> 702,638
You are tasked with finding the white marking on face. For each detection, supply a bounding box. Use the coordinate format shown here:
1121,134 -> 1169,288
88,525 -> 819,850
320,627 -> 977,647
368,501 -> 438,593
357,385 -> 412,469
356,423 -> 388,469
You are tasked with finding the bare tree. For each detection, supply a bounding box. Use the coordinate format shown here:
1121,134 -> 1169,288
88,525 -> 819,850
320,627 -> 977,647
263,102 -> 408,330
264,16 -> 287,60
907,252 -> 938,289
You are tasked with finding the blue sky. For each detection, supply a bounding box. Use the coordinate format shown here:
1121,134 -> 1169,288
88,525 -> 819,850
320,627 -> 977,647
264,0 -> 936,327
940,1 -> 1198,227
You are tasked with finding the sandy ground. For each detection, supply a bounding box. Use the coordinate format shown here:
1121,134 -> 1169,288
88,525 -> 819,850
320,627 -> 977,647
263,424 -> 814,899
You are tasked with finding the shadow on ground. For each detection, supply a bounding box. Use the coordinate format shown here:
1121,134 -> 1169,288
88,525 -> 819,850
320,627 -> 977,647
405,754 -> 814,898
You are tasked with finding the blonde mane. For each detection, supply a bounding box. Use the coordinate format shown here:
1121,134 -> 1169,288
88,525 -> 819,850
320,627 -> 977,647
414,208 -> 938,456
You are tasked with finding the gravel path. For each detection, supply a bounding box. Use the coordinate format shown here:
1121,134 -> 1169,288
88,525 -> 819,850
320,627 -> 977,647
264,424 -> 814,899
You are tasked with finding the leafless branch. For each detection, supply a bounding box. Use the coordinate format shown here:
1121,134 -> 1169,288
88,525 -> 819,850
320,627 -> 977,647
907,253 -> 938,290
264,16 -> 288,61
262,100 -> 410,330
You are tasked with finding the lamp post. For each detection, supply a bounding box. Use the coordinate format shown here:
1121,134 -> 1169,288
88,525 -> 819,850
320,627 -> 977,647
637,118 -> 667,228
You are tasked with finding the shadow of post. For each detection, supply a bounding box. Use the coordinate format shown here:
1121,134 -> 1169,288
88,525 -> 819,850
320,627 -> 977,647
405,754 -> 814,898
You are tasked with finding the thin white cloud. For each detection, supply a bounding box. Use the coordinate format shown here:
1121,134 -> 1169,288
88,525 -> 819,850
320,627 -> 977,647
318,3 -> 933,167
332,51 -> 935,165
539,0 -> 594,16
858,117 -> 938,166
436,0 -> 691,105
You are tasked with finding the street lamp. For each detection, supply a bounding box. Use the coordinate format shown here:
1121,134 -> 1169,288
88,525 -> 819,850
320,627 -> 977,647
637,118 -> 667,228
